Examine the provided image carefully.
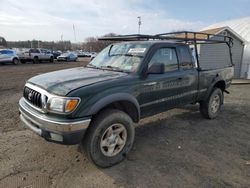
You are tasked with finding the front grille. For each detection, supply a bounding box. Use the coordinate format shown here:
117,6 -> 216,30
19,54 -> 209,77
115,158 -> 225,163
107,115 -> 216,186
23,86 -> 42,108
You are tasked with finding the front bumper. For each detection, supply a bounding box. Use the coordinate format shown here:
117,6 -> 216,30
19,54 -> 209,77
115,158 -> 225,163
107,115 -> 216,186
0,57 -> 13,63
57,57 -> 67,61
19,97 -> 91,145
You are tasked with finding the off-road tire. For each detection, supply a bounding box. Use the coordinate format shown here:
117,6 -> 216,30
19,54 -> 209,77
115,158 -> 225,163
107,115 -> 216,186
200,88 -> 223,119
83,109 -> 135,168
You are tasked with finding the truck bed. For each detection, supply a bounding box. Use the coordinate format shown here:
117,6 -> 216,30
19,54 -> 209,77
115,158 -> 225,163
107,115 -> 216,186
197,66 -> 234,101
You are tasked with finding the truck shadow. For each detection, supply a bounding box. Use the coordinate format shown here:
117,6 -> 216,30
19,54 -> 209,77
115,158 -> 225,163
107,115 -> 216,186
50,102 -> 249,187
94,103 -> 249,187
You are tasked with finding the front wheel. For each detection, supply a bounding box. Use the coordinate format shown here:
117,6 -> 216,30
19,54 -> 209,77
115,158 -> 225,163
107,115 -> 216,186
12,58 -> 20,65
200,88 -> 223,119
83,109 -> 135,168
33,57 -> 39,64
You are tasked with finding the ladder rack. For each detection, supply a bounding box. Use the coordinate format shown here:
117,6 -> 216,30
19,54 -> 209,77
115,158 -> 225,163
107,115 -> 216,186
98,31 -> 233,48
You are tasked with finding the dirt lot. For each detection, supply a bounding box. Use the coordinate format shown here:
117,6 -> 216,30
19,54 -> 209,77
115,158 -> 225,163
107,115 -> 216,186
0,60 -> 249,188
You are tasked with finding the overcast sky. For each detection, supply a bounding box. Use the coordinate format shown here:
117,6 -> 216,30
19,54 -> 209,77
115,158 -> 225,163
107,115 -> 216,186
0,0 -> 250,42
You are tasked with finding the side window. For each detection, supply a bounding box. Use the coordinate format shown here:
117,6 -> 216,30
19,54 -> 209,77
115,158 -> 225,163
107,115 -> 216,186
41,49 -> 46,53
0,50 -> 7,54
178,46 -> 194,70
30,49 -> 35,53
149,48 -> 178,72
30,49 -> 40,53
6,50 -> 13,54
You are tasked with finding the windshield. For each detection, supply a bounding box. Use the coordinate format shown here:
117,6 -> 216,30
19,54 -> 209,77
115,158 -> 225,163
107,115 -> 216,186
88,43 -> 150,72
62,53 -> 70,56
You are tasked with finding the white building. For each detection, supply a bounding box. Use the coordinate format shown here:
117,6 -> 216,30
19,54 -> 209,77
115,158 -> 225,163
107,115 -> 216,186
203,17 -> 250,79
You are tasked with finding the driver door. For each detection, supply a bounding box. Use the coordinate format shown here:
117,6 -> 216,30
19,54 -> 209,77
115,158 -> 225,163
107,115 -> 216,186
139,46 -> 187,117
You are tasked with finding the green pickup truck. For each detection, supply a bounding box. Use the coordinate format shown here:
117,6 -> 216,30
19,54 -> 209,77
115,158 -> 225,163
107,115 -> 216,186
19,32 -> 234,167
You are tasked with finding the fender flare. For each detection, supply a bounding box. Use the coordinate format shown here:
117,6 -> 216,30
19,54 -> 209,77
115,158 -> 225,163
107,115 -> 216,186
204,77 -> 226,101
88,93 -> 140,121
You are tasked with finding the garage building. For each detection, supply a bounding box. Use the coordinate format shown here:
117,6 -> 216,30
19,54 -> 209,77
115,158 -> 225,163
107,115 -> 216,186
198,27 -> 245,78
202,17 -> 250,79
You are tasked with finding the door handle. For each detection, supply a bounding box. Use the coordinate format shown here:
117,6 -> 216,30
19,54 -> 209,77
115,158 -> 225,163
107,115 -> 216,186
144,82 -> 157,86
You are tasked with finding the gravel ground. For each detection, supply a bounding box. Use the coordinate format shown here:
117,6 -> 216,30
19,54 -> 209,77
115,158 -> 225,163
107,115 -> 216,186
0,60 -> 249,188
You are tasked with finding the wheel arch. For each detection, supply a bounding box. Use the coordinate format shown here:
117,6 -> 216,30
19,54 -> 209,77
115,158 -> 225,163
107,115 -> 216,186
88,93 -> 140,123
205,79 -> 226,101
12,57 -> 19,61
214,80 -> 226,91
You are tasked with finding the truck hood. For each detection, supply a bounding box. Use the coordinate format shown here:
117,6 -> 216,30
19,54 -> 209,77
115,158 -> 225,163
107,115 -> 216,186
27,67 -> 127,96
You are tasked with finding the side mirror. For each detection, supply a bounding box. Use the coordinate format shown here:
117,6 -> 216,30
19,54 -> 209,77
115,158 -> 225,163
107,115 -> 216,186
148,63 -> 165,74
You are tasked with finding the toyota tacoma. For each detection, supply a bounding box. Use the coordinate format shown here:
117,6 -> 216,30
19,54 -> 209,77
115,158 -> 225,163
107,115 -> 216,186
19,32 -> 234,167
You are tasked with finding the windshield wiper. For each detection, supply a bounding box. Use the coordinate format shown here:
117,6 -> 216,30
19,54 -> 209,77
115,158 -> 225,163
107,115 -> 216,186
100,65 -> 129,73
110,53 -> 143,57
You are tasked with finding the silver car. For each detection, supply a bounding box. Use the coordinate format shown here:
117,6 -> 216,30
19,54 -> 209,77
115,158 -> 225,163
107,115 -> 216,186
57,52 -> 78,62
0,49 -> 20,65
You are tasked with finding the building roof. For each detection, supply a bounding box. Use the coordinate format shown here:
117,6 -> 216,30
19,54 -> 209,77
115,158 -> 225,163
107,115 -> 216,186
172,27 -> 242,45
202,17 -> 250,43
200,26 -> 246,44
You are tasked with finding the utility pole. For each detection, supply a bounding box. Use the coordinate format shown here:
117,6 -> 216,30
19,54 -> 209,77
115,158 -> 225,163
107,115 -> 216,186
73,24 -> 76,42
137,16 -> 142,34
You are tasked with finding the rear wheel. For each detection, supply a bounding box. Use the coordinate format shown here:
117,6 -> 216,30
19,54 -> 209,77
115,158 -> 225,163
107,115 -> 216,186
20,60 -> 26,64
49,56 -> 54,63
200,88 -> 223,119
33,57 -> 39,64
83,109 -> 135,168
12,58 -> 20,65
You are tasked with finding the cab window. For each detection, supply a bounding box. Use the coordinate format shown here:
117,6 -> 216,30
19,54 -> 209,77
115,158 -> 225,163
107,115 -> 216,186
149,48 -> 178,72
178,46 -> 194,70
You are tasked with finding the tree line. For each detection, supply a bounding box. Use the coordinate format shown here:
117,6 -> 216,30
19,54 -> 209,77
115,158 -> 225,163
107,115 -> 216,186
6,33 -> 116,52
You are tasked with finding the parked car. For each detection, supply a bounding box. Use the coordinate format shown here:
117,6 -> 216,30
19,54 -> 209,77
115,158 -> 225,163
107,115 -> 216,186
76,51 -> 86,57
0,49 -> 20,65
85,52 -> 91,57
90,52 -> 97,60
77,51 -> 92,57
19,31 -> 234,167
57,52 -> 78,61
18,48 -> 54,64
51,50 -> 61,59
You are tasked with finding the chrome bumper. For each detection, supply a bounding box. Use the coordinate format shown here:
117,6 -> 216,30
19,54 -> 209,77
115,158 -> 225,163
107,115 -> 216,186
19,97 -> 91,144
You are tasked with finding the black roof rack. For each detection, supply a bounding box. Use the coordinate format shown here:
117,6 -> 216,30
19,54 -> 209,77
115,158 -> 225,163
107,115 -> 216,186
99,31 -> 234,68
98,31 -> 233,48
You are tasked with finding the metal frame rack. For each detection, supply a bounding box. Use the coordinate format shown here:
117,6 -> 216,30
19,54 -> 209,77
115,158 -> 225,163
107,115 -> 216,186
99,31 -> 234,67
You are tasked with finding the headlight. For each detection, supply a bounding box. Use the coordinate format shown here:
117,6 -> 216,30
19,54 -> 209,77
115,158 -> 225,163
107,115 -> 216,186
48,97 -> 80,113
